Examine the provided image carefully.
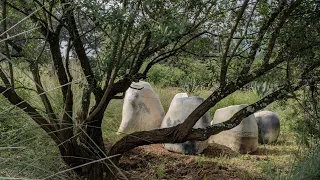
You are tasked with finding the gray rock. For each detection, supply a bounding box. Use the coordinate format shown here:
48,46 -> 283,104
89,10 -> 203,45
161,94 -> 211,155
117,81 -> 165,134
254,110 -> 280,144
209,104 -> 258,154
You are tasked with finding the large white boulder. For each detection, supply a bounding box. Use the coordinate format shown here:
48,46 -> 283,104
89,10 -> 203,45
117,81 -> 165,134
254,110 -> 280,144
161,94 -> 211,155
209,104 -> 258,154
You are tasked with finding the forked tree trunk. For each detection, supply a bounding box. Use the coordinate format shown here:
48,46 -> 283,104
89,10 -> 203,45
54,109 -> 108,179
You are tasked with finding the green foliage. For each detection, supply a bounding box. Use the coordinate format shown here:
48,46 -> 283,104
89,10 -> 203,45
289,89 -> 320,146
291,144 -> 320,180
208,90 -> 260,117
146,57 -> 215,88
180,78 -> 200,94
156,165 -> 166,179
0,104 -> 69,179
251,81 -> 272,98
146,64 -> 186,87
174,57 -> 215,88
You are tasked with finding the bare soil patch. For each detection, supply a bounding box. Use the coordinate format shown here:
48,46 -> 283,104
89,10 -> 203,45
112,143 -> 262,179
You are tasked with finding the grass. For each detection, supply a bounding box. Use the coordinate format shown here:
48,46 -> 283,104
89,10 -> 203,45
0,65 -> 312,179
0,65 -> 81,179
101,85 -> 308,179
0,112 -> 67,179
200,132 -> 303,179
291,144 -> 320,180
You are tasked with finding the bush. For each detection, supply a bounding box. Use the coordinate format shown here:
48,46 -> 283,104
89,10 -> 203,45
291,144 -> 320,180
197,90 -> 260,118
146,64 -> 186,87
146,59 -> 215,88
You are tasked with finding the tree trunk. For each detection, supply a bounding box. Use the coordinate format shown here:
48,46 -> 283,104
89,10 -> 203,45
57,139 -> 106,179
57,112 -> 107,179
86,163 -> 106,180
75,103 -> 110,179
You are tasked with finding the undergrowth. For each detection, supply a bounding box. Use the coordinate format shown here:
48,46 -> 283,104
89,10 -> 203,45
0,68 -> 313,179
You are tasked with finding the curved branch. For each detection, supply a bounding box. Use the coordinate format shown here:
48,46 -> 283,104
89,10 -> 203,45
28,28 -> 59,127
108,57 -> 320,165
143,31 -> 209,76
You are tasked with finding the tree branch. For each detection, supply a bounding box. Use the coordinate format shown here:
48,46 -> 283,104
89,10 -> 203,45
86,10 -> 137,123
227,1 -> 258,67
262,1 -> 301,66
143,31 -> 209,76
47,32 -> 70,102
30,60 -> 59,124
32,0 -> 67,30
108,56 -> 320,164
0,86 -> 59,143
239,0 -> 288,76
220,0 -> 250,86
2,0 -> 14,91
62,0 -> 103,99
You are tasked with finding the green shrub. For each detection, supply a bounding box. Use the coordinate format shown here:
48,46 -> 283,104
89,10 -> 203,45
291,144 -> 320,180
267,89 -> 320,146
251,81 -> 272,98
146,64 -> 185,87
207,90 -> 260,117
180,78 -> 200,94
0,67 -> 76,179
145,58 -> 215,88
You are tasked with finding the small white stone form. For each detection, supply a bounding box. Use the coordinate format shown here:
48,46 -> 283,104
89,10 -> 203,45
161,93 -> 211,155
254,110 -> 280,144
209,104 -> 258,154
117,81 -> 165,134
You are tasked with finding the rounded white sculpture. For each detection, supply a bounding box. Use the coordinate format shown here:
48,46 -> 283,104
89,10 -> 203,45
161,94 -> 211,155
117,81 -> 165,134
209,104 -> 258,154
254,110 -> 280,144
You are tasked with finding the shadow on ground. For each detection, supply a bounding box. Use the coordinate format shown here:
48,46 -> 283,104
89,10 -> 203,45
107,142 -> 263,180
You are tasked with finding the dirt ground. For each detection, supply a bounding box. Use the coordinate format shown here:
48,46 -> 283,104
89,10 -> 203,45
113,143 -> 265,180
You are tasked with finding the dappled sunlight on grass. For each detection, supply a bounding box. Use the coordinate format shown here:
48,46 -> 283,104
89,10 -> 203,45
197,140 -> 303,179
102,99 -> 124,143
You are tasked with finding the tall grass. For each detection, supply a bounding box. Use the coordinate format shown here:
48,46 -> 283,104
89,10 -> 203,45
291,144 -> 320,180
0,99 -> 70,179
0,63 -> 84,179
0,63 -> 312,179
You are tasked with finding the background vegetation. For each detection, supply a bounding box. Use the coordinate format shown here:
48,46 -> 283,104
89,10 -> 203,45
1,63 -> 319,179
1,0 -> 320,179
